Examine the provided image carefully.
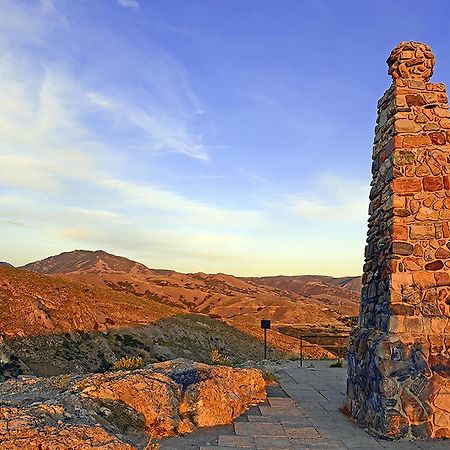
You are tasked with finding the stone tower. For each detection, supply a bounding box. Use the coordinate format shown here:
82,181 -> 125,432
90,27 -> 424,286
347,42 -> 450,439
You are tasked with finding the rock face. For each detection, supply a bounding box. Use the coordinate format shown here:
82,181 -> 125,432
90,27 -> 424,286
347,42 -> 450,439
0,359 -> 266,449
0,407 -> 134,450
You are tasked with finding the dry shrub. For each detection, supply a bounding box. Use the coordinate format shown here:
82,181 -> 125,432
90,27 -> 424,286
339,403 -> 352,417
210,349 -> 231,366
52,374 -> 70,390
144,439 -> 160,450
261,370 -> 278,384
113,355 -> 143,371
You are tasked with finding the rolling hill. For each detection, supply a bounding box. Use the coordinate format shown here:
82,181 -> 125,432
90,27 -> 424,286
0,266 -> 294,378
0,250 -> 362,379
22,250 -> 360,336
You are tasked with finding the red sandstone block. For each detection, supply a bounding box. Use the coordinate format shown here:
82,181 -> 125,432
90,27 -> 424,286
435,272 -> 450,286
393,195 -> 406,208
412,271 -> 435,288
410,223 -> 435,240
443,222 -> 450,238
405,93 -> 426,106
443,175 -> 450,190
403,257 -> 423,271
439,209 -> 450,220
408,80 -> 426,90
423,176 -> 444,192
425,260 -> 445,271
402,135 -> 432,148
437,92 -> 448,102
392,178 -> 422,194
392,241 -> 414,255
435,247 -> 450,258
393,224 -> 408,240
429,132 -> 446,145
427,83 -> 446,92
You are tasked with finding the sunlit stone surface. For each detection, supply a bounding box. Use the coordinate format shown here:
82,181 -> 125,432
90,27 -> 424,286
347,41 -> 450,439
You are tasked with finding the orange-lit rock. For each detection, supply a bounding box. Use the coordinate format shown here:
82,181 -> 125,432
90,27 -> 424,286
0,407 -> 135,450
0,359 -> 266,448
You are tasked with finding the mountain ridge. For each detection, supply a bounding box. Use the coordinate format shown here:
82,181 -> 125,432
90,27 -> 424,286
0,261 -> 13,268
21,249 -> 362,293
21,250 -> 361,334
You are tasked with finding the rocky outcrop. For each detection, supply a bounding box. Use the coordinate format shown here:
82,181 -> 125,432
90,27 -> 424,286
0,407 -> 134,450
154,359 -> 266,428
348,41 -> 450,439
0,359 -> 266,449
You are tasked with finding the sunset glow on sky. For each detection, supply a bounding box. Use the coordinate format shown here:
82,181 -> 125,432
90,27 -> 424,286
1,0 -> 450,276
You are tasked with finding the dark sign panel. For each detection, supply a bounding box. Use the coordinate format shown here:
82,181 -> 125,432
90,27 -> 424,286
261,319 -> 271,329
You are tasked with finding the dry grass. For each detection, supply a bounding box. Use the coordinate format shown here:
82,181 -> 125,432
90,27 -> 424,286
210,349 -> 231,366
144,440 -> 160,450
113,356 -> 143,371
52,374 -> 70,390
261,370 -> 278,384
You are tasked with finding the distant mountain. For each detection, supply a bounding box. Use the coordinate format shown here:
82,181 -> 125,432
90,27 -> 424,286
247,275 -> 360,312
0,250 -> 361,378
2,263 -> 178,338
280,275 -> 362,294
21,249 -> 151,275
0,261 -> 13,268
22,250 -> 360,337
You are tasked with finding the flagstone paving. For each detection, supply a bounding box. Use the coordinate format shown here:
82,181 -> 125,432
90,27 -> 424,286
160,361 -> 449,450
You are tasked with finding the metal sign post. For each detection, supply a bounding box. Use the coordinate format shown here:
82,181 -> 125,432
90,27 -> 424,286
260,319 -> 271,360
300,336 -> 303,367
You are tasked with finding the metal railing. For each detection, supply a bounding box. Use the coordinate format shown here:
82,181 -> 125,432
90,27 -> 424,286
298,333 -> 350,367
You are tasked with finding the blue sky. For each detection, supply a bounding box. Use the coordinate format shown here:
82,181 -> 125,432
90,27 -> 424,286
1,0 -> 450,276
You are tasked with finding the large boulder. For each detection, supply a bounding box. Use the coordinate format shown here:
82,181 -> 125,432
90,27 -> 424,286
153,359 -> 267,428
0,359 -> 266,449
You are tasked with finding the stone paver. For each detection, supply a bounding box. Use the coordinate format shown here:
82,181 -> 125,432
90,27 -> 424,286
161,361 -> 448,449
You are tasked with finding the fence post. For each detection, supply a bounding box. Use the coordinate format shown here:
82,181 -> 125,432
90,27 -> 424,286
300,336 -> 303,368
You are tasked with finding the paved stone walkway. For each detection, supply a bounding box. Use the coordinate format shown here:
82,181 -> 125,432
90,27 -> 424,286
160,361 -> 448,450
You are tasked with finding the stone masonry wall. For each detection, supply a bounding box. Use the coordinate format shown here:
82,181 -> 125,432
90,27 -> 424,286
347,42 -> 450,439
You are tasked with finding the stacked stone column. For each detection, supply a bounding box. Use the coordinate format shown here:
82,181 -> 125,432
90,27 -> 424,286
347,42 -> 450,439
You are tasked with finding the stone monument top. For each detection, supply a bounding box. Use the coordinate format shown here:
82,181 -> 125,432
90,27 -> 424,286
387,41 -> 435,82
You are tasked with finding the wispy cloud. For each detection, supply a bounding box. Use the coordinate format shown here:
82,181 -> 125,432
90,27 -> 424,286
0,61 -> 258,225
87,92 -> 210,161
118,0 -> 139,9
284,175 -> 369,222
